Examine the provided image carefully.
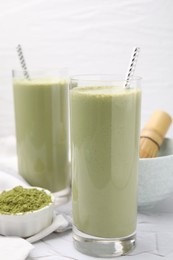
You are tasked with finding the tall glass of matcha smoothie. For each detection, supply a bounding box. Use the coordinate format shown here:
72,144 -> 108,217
70,75 -> 141,257
13,69 -> 70,201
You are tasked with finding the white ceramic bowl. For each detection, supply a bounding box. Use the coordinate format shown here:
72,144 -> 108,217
138,138 -> 173,208
0,187 -> 54,237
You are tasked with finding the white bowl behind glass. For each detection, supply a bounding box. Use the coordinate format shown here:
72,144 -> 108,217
138,138 -> 173,208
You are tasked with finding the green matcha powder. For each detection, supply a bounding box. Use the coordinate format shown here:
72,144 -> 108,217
0,186 -> 52,214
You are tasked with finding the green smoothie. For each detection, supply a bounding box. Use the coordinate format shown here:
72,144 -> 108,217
70,85 -> 141,238
13,78 -> 70,193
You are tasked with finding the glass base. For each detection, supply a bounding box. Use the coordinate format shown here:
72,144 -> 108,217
53,186 -> 71,206
73,226 -> 136,257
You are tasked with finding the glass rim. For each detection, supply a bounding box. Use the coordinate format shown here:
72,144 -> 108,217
12,67 -> 68,74
70,74 -> 142,82
12,68 -> 68,80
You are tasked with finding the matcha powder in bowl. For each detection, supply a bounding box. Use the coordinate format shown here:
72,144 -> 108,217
0,186 -> 52,214
0,186 -> 54,237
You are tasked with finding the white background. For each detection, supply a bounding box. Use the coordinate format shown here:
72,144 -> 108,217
0,0 -> 172,136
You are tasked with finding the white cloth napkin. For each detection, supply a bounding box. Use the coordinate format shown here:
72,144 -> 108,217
0,236 -> 34,260
0,170 -> 29,191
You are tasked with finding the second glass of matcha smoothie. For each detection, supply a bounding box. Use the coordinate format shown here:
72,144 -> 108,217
13,69 -> 70,202
70,75 -> 141,257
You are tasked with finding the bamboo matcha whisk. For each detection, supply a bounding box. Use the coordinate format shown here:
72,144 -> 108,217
140,110 -> 172,158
